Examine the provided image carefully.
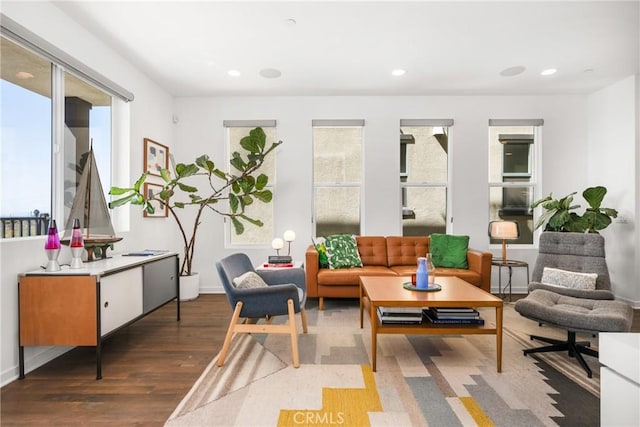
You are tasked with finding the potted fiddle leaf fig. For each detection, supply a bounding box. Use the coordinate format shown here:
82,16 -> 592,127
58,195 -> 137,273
531,186 -> 618,233
109,127 -> 281,283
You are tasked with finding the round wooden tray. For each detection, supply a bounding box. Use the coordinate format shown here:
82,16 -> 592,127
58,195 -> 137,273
402,282 -> 442,292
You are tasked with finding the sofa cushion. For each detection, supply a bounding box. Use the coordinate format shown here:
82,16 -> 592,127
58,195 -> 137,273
430,234 -> 469,269
386,236 -> 429,266
324,234 -> 363,269
356,236 -> 388,266
318,266 -> 397,286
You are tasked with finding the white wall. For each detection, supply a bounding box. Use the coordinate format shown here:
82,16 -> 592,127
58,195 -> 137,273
587,75 -> 639,305
0,2 -> 176,385
172,94 -> 597,297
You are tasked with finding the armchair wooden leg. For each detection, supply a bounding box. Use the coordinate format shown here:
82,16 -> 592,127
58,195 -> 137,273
300,308 -> 308,334
319,297 -> 324,311
217,301 -> 243,367
287,299 -> 300,368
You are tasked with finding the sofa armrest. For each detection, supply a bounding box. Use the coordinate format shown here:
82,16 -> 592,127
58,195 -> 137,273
467,248 -> 492,293
305,244 -> 319,297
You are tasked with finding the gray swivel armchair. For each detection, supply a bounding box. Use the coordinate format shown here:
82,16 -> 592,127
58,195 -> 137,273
514,232 -> 633,377
215,253 -> 308,368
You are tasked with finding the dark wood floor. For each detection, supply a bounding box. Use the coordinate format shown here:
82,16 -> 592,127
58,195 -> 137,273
1,294 -> 232,426
1,294 -> 639,426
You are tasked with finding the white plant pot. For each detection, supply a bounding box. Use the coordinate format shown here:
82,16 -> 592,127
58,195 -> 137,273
180,273 -> 200,301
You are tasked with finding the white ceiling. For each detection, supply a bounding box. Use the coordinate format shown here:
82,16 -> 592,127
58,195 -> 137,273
53,1 -> 640,97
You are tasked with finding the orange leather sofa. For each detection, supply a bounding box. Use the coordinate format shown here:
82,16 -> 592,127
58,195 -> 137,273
305,236 -> 492,310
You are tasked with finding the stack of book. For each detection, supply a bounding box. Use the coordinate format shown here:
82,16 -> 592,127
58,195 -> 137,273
377,306 -> 424,324
423,307 -> 484,325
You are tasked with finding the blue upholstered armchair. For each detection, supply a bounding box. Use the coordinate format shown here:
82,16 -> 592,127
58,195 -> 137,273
215,253 -> 308,368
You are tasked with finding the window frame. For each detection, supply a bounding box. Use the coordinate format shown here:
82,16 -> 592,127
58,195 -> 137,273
399,119 -> 453,236
1,25 -> 130,240
312,119 -> 364,237
488,119 -> 543,247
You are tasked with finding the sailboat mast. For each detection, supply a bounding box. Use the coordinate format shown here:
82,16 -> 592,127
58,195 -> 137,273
85,141 -> 93,239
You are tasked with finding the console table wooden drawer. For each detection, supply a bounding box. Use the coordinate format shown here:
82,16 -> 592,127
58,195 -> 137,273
18,252 -> 179,379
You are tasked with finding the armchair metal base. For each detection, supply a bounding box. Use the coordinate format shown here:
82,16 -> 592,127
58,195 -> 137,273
524,331 -> 598,378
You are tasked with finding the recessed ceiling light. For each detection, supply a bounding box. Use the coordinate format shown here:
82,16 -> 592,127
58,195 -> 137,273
227,70 -> 241,77
541,68 -> 557,76
391,69 -> 406,77
259,68 -> 282,79
500,66 -> 526,77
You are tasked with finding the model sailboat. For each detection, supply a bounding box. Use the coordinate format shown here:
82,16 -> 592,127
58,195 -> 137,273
62,146 -> 122,260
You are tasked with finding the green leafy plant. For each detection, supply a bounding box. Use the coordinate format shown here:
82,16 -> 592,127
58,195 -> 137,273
531,186 -> 618,233
109,127 -> 281,276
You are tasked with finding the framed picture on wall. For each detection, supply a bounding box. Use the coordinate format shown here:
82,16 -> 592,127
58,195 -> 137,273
143,183 -> 168,217
144,138 -> 169,176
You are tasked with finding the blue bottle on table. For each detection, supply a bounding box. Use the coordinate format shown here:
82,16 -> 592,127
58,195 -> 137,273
416,257 -> 428,289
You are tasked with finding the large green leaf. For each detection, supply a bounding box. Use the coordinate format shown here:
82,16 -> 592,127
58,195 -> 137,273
109,186 -> 132,196
239,214 -> 264,227
583,186 -> 606,209
229,193 -> 239,213
177,182 -> 198,193
109,193 -> 137,208
230,153 -> 245,172
253,190 -> 272,203
231,216 -> 244,234
255,173 -> 268,190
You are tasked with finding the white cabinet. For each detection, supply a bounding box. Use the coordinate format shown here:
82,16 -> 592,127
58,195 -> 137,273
600,333 -> 640,427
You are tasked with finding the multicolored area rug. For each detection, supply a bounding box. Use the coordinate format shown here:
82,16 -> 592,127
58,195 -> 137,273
166,300 -> 599,426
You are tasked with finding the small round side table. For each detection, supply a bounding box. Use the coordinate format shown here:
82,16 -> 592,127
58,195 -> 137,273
491,259 -> 529,301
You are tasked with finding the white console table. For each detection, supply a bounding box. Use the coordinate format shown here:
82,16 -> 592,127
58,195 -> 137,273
600,332 -> 640,426
18,251 -> 179,380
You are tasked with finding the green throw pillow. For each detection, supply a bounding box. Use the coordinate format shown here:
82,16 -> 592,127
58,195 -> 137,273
429,234 -> 469,269
324,234 -> 363,269
316,242 -> 330,268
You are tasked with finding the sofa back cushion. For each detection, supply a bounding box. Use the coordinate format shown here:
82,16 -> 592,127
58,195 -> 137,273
386,236 -> 429,267
355,236 -> 388,266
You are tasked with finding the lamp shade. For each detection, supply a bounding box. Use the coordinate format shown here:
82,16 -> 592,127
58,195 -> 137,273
488,221 -> 519,240
271,238 -> 284,250
283,230 -> 296,242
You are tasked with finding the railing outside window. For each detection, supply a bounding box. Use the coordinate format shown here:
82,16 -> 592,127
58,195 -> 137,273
1,213 -> 50,238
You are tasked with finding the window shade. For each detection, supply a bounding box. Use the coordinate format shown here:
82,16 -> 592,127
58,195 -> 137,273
1,14 -> 134,102
400,119 -> 454,127
489,119 -> 544,126
223,120 -> 277,128
312,119 -> 365,127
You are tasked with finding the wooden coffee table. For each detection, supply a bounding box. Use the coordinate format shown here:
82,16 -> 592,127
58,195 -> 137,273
359,276 -> 503,372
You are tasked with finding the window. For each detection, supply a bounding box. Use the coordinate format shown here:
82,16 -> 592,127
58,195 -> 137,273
400,119 -> 452,236
488,119 -> 543,245
1,37 -> 52,238
312,120 -> 363,236
224,120 -> 277,245
1,17 -> 132,239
